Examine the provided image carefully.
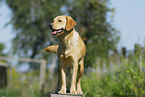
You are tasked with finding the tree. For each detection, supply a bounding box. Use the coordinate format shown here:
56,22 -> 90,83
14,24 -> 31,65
0,42 -> 6,56
6,0 -> 119,68
5,0 -> 64,59
62,0 -> 120,67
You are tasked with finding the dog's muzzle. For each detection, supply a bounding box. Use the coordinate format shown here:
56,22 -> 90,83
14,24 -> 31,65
49,23 -> 53,30
49,23 -> 64,35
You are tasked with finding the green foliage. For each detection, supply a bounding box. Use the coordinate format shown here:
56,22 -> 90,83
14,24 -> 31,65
1,53 -> 145,97
82,55 -> 145,97
5,68 -> 44,97
6,0 -> 63,59
0,42 -> 6,56
0,86 -> 44,97
5,0 -> 120,67
67,0 -> 120,67
0,42 -> 5,51
29,85 -> 43,97
0,89 -> 21,97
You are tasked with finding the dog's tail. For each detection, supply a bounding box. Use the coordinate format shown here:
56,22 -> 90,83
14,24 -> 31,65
44,45 -> 58,53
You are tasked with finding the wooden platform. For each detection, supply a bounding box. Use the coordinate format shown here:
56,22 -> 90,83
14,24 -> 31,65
51,93 -> 82,97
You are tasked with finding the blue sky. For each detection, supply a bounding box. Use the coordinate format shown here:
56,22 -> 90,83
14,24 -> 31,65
0,1 -> 13,53
0,0 -> 145,53
111,0 -> 145,50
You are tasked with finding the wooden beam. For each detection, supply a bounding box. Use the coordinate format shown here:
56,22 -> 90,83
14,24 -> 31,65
51,94 -> 82,97
0,62 -> 8,67
0,56 -> 43,63
39,60 -> 46,92
0,56 -> 46,92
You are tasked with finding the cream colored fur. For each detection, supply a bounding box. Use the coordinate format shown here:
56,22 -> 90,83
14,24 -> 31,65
44,15 -> 86,95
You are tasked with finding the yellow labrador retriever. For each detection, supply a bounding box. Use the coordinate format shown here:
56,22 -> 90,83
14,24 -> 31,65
44,15 -> 86,95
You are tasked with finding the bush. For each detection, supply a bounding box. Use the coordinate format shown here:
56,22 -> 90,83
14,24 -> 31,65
82,55 -> 145,97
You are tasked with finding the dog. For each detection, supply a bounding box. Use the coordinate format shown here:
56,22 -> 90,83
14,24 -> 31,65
44,15 -> 86,95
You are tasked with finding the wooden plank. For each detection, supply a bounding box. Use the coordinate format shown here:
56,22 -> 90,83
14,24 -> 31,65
51,94 -> 82,97
0,56 -> 81,95
0,62 -> 8,67
0,56 -> 43,63
0,56 -> 47,91
39,60 -> 46,92
0,66 -> 7,88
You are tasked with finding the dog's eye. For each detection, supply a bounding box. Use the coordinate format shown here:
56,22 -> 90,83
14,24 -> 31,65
58,20 -> 62,22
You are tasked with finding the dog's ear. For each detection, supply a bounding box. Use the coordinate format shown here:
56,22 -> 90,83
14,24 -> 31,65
65,16 -> 77,31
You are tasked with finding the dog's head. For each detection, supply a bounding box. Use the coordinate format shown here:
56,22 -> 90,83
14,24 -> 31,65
49,15 -> 76,36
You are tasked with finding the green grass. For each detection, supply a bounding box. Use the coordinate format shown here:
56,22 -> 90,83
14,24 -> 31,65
1,54 -> 145,97
0,89 -> 21,97
82,55 -> 145,97
0,86 -> 44,97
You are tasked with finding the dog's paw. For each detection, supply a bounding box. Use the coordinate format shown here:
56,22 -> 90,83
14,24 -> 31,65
58,89 -> 66,94
70,89 -> 77,95
77,90 -> 83,95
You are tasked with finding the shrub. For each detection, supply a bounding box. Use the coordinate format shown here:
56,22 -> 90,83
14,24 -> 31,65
82,55 -> 145,97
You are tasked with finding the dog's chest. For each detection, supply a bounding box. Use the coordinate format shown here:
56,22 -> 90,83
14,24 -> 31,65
59,52 -> 74,66
59,39 -> 76,55
58,32 -> 79,65
58,46 -> 75,66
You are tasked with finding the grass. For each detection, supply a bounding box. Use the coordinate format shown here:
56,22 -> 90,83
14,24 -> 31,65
1,53 -> 145,97
0,88 -> 21,97
82,55 -> 145,97
0,85 -> 44,97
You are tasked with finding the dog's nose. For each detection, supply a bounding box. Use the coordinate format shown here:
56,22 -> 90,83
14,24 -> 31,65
49,23 -> 53,29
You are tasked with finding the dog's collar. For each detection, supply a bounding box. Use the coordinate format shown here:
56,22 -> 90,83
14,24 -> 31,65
66,28 -> 74,33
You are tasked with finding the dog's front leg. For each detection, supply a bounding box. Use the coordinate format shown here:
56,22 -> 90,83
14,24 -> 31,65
58,62 -> 67,94
70,61 -> 78,94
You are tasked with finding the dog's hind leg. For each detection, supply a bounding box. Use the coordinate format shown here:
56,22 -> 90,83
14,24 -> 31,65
77,58 -> 84,95
54,64 -> 62,93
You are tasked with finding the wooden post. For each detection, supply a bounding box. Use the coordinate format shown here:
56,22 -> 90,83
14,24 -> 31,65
39,60 -> 46,93
51,94 -> 82,97
49,53 -> 57,79
114,49 -> 118,56
139,55 -> 142,73
0,62 -> 8,88
103,62 -> 106,73
134,44 -> 141,55
121,47 -> 126,57
0,56 -> 47,91
9,64 -> 12,88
